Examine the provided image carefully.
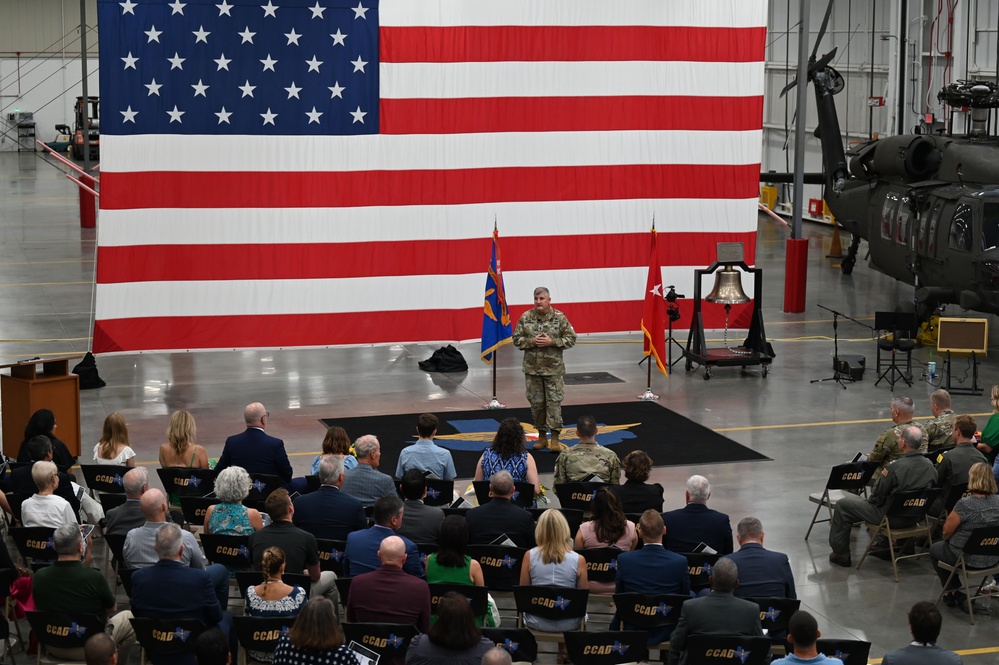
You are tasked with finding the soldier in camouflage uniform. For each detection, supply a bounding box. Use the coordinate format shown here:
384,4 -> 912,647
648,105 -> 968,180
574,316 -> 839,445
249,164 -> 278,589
512,287 -> 577,452
867,395 -> 928,485
923,389 -> 957,452
552,415 -> 621,485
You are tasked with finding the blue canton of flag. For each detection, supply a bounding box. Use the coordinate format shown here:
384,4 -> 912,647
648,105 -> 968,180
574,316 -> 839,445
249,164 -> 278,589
98,0 -> 379,135
480,228 -> 513,364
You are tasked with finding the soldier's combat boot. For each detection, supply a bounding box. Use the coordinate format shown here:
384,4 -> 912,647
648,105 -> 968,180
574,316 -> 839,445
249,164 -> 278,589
548,429 -> 567,452
533,430 -> 549,450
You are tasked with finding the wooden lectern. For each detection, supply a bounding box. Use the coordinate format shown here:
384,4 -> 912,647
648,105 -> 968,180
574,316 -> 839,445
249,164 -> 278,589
0,356 -> 82,459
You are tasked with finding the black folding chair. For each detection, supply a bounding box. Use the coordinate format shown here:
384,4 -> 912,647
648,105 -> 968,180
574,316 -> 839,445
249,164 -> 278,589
341,622 -> 418,663
684,635 -> 773,665
414,542 -> 438,568
315,539 -> 347,576
857,488 -> 940,581
529,508 -> 584,539
481,627 -> 538,663
156,468 -> 216,500
513,585 -> 589,642
874,311 -> 918,389
472,480 -> 535,509
335,577 -> 352,608
613,592 -> 688,649
935,525 -> 999,623
79,464 -> 129,495
98,492 -> 128,515
232,615 -> 293,665
554,482 -> 608,513
9,526 -> 57,564
815,638 -> 872,665
246,474 -> 283,504
805,461 -> 880,539
746,596 -> 800,652
429,583 -> 489,623
27,611 -> 106,662
575,547 -> 622,589
681,552 -> 719,593
423,478 -> 454,507
563,630 -> 648,665
130,618 -> 206,665
468,545 -> 527,592
180,496 -> 220,528
199,533 -> 253,571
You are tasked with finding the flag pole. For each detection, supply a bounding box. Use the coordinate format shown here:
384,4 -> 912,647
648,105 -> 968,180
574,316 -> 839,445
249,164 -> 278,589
639,217 -> 660,401
484,217 -> 507,409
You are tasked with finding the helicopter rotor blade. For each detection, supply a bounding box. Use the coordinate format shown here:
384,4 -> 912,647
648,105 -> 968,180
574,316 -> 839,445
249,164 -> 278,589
780,77 -> 799,98
810,0 -> 837,63
779,46 -> 838,98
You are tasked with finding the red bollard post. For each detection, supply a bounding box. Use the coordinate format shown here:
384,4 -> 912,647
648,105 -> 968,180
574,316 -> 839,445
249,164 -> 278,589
79,188 -> 96,228
783,237 -> 808,312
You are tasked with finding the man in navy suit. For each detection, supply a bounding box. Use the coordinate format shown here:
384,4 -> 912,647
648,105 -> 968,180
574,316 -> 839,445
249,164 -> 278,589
615,510 -> 690,643
661,475 -> 733,555
725,517 -> 796,599
465,471 -> 536,549
344,495 -> 425,578
130,523 -> 230,665
215,403 -> 293,485
292,457 -> 366,540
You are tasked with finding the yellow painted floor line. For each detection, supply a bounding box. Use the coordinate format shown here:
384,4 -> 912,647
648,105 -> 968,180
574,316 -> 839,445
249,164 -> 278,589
716,413 -> 996,434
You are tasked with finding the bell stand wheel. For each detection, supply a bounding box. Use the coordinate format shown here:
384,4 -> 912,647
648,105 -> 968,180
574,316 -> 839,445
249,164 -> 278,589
762,364 -> 769,378
704,367 -> 711,380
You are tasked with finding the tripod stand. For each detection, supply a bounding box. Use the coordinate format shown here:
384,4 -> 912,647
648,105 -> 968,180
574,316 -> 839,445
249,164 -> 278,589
666,293 -> 686,369
811,304 -> 869,388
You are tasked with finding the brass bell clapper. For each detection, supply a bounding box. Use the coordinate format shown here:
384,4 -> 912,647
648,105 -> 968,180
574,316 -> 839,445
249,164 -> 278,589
705,265 -> 751,355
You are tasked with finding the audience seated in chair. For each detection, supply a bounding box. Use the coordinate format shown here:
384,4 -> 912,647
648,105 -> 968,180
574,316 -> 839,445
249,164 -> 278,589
105,467 -> 162,537
395,413 -> 458,481
662,475 -> 733,555
397,468 -> 446,544
248,488 -> 340,607
481,646 -> 513,665
725,516 -> 796,599
932,415 -> 986,517
195,628 -> 230,665
866,396 -> 929,481
35,524 -> 135,663
406,591 -> 493,665
11,435 -> 81,518
344,495 -> 424,578
340,434 -> 397,506
924,389 -> 958,452
466,471 -> 536,549
130,522 -> 231,665
272,598 -> 356,665
552,415 -> 621,485
292,456 -> 366,541
829,425 -> 936,568
346,535 -> 431,633
85,632 -> 119,665
216,403 -> 306,494
879,602 -> 961,665
667,558 -> 764,665
771,610 -> 842,665
608,450 -> 664,513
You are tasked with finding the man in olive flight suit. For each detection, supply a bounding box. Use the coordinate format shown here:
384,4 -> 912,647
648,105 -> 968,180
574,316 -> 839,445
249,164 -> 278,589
553,415 -> 621,485
866,395 -> 928,485
829,425 -> 936,567
513,287 -> 577,453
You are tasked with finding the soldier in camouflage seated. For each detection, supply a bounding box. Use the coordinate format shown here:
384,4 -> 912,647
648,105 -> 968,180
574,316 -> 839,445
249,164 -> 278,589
553,415 -> 621,485
924,389 -> 958,452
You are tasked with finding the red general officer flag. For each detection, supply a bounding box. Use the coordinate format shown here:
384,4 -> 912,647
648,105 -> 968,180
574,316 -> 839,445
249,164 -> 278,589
642,228 -> 667,375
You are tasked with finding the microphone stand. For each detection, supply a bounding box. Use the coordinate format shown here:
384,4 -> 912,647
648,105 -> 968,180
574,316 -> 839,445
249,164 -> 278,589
810,304 -> 872,388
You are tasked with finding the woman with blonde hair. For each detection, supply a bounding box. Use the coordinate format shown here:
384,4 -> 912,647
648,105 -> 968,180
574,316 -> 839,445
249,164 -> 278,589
519,509 -> 588,634
246,546 -> 307,662
159,410 -> 209,468
311,425 -> 357,475
931,462 -> 999,610
93,412 -> 136,466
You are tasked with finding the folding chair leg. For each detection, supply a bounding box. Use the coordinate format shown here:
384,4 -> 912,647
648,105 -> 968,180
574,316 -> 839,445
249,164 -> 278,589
804,497 -> 828,541
888,539 -> 900,583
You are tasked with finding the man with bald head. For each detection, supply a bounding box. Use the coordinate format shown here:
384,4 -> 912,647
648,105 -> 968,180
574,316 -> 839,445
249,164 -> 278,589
123,488 -> 230,610
465,470 -> 536,549
346,535 -> 431,633
215,402 -> 293,486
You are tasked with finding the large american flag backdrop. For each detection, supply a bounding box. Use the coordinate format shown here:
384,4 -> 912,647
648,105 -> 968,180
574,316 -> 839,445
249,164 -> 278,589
95,0 -> 766,353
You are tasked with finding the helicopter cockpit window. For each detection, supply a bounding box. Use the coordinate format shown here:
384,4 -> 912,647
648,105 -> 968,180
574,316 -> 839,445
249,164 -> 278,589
927,202 -> 942,256
881,192 -> 899,240
948,203 -> 974,253
896,198 -> 910,246
982,203 -> 999,251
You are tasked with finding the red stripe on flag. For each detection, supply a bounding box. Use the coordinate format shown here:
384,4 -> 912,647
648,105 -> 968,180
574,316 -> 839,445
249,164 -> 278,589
92,301 -> 755,353
99,164 -> 761,210
381,96 -> 763,134
96,232 -> 757,283
380,26 -> 767,63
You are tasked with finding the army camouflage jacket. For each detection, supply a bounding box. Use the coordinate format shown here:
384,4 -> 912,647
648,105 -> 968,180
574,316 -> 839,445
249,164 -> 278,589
924,410 -> 957,451
553,442 -> 621,485
512,307 -> 577,376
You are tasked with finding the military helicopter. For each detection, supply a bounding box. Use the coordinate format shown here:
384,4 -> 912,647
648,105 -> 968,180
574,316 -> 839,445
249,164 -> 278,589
768,1 -> 999,322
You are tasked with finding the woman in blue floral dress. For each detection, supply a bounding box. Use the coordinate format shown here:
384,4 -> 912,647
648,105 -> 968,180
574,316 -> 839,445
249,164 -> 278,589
473,418 -> 540,498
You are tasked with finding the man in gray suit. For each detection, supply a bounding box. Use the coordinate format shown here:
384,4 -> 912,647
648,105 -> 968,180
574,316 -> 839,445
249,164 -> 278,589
880,602 -> 962,665
667,558 -> 763,665
397,469 -> 445,544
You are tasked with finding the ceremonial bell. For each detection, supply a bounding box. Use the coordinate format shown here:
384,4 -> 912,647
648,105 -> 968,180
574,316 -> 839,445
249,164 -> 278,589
705,266 -> 750,305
